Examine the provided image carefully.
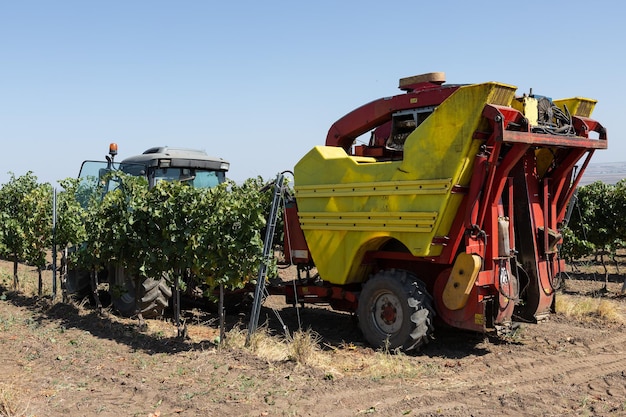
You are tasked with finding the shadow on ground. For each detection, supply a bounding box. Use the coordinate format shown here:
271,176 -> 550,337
1,283 -> 498,359
0,284 -> 216,355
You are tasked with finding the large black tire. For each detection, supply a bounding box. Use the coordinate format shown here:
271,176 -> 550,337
357,269 -> 435,351
112,276 -> 173,318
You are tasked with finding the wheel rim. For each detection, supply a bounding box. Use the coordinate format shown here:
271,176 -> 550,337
372,290 -> 403,334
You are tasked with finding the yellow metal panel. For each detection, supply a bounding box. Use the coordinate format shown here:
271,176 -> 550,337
296,178 -> 452,197
399,82 -> 516,180
294,82 -> 517,285
442,253 -> 482,310
553,97 -> 597,118
511,96 -> 538,126
299,211 -> 438,233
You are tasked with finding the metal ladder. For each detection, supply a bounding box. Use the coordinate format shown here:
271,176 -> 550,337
247,172 -> 286,343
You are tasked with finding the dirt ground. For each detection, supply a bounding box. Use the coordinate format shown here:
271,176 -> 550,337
1,261 -> 626,417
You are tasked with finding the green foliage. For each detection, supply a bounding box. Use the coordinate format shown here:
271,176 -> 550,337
0,172 -> 52,288
23,182 -> 53,270
612,179 -> 626,240
560,226 -> 595,261
55,178 -> 88,250
68,172 -> 269,293
196,178 -> 268,291
562,180 -> 624,261
0,172 -> 37,263
0,169 -> 274,296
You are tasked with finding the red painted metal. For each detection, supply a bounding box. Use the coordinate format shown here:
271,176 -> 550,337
433,268 -> 486,333
325,83 -> 460,152
284,281 -> 359,312
283,201 -> 311,265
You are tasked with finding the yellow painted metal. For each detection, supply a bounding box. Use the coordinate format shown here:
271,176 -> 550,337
298,211 -> 438,232
442,253 -> 482,310
510,96 -> 539,126
294,82 -> 517,285
553,97 -> 597,118
511,96 -> 596,119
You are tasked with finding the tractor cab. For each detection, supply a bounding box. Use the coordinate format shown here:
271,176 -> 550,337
68,143 -> 231,318
120,146 -> 230,189
76,143 -> 230,205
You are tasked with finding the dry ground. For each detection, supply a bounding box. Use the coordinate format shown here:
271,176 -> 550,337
1,259 -> 626,417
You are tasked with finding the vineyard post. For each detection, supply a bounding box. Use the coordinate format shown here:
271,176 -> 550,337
219,283 -> 225,346
174,274 -> 181,336
52,187 -> 57,297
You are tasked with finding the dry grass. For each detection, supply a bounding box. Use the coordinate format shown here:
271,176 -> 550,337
596,299 -> 625,322
366,349 -> 428,380
223,325 -> 291,362
286,328 -> 322,366
221,326 -> 323,366
319,342 -> 428,380
0,382 -> 30,417
0,261 -> 57,298
556,293 -> 625,323
217,325 -> 424,380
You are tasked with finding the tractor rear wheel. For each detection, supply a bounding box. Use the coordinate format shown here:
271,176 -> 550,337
112,276 -> 172,319
64,268 -> 92,301
357,269 -> 435,351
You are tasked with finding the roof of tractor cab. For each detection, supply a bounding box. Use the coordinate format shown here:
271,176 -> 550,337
121,146 -> 230,171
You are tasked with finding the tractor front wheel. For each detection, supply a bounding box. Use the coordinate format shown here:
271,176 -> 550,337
357,269 -> 435,351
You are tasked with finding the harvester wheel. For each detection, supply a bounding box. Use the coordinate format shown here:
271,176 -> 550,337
357,269 -> 435,351
112,276 -> 172,319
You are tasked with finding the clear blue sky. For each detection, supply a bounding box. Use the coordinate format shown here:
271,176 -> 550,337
1,1 -> 624,186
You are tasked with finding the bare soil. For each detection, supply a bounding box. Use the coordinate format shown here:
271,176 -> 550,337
1,261 -> 626,417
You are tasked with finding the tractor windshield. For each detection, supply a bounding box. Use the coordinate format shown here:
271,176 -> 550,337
152,167 -> 225,188
75,160 -> 147,207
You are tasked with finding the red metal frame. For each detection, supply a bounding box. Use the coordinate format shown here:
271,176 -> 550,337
325,81 -> 461,153
284,280 -> 359,312
283,200 -> 311,265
